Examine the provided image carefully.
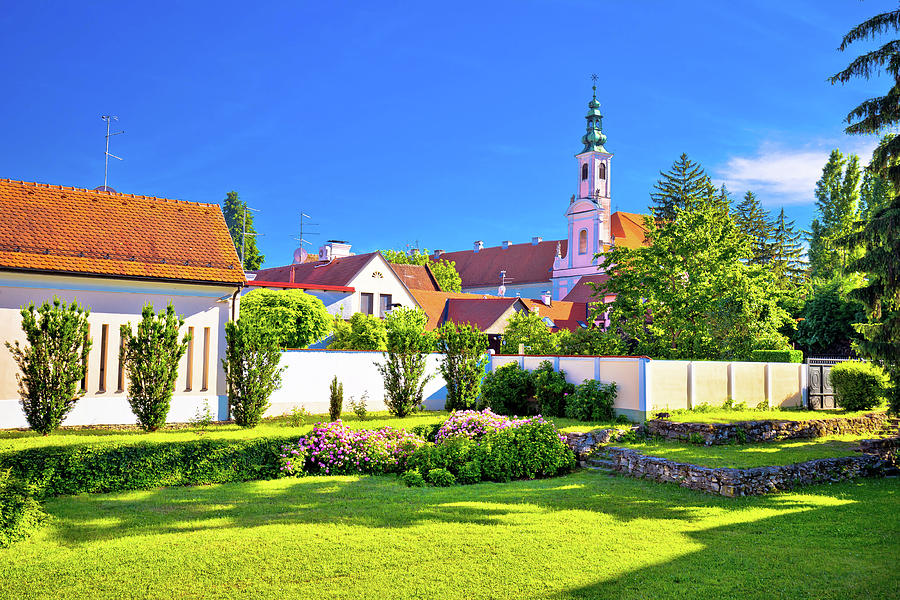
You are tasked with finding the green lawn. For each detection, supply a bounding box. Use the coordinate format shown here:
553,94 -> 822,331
0,411 -> 623,453
1,472 -> 896,599
662,407 -> 886,424
613,434 -> 876,468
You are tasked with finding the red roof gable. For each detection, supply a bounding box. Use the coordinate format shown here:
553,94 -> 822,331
445,298 -> 523,332
0,179 -> 244,285
252,252 -> 378,287
521,298 -> 589,332
562,274 -> 613,304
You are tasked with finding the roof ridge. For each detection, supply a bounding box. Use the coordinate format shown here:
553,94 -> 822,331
0,178 -> 219,208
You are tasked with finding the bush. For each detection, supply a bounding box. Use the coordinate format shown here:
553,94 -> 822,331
120,303 -> 190,432
565,379 -> 617,421
411,436 -> 478,474
456,461 -> 482,485
434,409 -> 531,443
480,363 -> 535,415
348,392 -> 369,420
830,361 -> 889,411
377,308 -> 433,417
328,313 -> 387,351
239,288 -> 332,349
410,422 -> 443,443
277,443 -> 307,477
0,437 -> 292,497
438,321 -> 488,411
329,376 -> 343,421
400,469 -> 425,487
426,468 -> 456,487
750,349 -> 804,363
0,470 -> 48,548
499,310 -> 557,355
532,361 -> 575,417
5,297 -> 91,435
223,319 -> 284,428
281,421 -> 425,476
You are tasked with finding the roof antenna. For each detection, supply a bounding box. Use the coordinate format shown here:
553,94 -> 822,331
292,211 -> 319,262
241,205 -> 261,270
100,115 -> 124,191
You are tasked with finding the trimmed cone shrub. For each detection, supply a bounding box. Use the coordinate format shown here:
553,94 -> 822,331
830,361 -> 888,411
437,321 -> 488,411
329,376 -> 343,421
223,319 -> 284,428
5,297 -> 91,435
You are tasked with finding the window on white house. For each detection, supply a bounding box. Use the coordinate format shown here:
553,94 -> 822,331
361,293 -> 374,315
185,326 -> 195,391
581,164 -> 588,180
380,294 -> 392,317
578,229 -> 588,254
98,324 -> 108,393
598,163 -> 606,179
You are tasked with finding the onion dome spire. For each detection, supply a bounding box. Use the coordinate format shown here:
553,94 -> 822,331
580,78 -> 608,154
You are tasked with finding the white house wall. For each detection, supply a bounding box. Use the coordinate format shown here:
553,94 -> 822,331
347,254 -> 419,316
0,271 -> 239,427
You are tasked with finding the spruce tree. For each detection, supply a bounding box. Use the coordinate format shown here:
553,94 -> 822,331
770,208 -> 806,285
649,153 -> 715,220
222,191 -> 264,270
860,146 -> 894,220
830,5 -> 900,413
807,150 -> 861,279
733,191 -> 774,265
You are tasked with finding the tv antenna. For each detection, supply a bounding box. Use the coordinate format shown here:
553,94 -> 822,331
292,211 -> 319,250
241,205 -> 261,270
100,115 -> 124,190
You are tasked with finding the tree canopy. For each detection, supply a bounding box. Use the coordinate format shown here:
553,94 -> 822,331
649,153 -> 717,220
239,289 -> 332,349
223,191 -> 264,271
380,248 -> 463,292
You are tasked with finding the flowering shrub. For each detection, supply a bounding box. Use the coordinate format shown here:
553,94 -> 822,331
435,409 -> 552,444
279,421 -> 425,476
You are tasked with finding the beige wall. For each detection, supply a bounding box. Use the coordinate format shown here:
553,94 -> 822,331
0,271 -> 239,427
770,363 -> 804,407
691,362 -> 731,407
648,361 -> 690,411
732,362 -> 766,405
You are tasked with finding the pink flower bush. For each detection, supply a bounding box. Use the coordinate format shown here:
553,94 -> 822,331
435,409 -> 554,444
279,421 -> 425,476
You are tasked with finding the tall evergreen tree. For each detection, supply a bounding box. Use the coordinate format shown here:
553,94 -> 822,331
733,191 -> 774,265
649,153 -> 716,220
222,191 -> 264,270
860,143 -> 894,219
807,150 -> 862,278
770,208 -> 806,284
830,6 -> 900,413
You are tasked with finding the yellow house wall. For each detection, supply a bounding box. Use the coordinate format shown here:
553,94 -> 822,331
558,357 -> 595,385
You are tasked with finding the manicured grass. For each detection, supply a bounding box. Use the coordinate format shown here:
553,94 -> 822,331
614,434 -> 876,468
0,411 -> 622,453
0,473 -> 896,599
662,407 -> 886,424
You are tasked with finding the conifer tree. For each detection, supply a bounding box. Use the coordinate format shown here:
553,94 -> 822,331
807,150 -> 862,278
649,153 -> 716,220
733,191 -> 775,265
770,208 -> 806,284
830,6 -> 900,413
860,148 -> 894,220
222,191 -> 264,271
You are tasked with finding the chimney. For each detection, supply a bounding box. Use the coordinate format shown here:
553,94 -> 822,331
541,291 -> 552,306
501,240 -> 512,249
433,249 -> 444,258
474,240 -> 483,252
532,236 -> 542,245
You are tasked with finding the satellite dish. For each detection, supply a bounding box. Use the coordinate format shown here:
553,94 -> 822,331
93,185 -> 117,193
292,247 -> 308,265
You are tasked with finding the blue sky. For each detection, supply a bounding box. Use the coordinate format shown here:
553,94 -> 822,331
0,1 -> 888,267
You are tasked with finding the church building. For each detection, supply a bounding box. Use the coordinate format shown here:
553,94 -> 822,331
436,86 -> 648,302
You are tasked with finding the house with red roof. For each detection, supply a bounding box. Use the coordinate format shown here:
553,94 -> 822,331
0,179 -> 245,427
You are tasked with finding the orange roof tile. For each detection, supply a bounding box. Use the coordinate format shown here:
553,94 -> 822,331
521,298 -> 589,332
410,289 -> 510,331
389,263 -> 441,291
0,179 -> 245,285
611,211 -> 650,249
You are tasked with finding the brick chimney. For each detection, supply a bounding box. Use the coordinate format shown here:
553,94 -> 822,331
474,240 -> 483,252
501,240 -> 512,249
532,236 -> 542,245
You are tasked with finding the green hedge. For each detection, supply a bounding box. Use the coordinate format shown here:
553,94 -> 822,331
1,470 -> 47,548
750,349 -> 804,363
0,436 -> 295,498
830,361 -> 888,411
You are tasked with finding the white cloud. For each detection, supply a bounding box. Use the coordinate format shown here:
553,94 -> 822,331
715,138 -> 879,205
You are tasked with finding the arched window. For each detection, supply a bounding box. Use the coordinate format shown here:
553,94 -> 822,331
578,229 -> 588,254
598,163 -> 606,180
581,164 -> 588,180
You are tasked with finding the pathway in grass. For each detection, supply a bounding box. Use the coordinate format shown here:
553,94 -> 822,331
0,473 -> 896,599
613,434 -> 876,468
662,408 -> 885,424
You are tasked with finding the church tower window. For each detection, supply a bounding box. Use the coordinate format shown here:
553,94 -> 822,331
578,229 -> 588,254
581,164 -> 588,180
598,163 -> 606,180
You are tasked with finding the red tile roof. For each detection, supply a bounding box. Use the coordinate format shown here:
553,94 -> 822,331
251,252 -> 378,287
410,289 -> 508,331
611,212 -> 650,249
0,179 -> 245,285
246,280 -> 355,292
439,239 -> 565,287
562,274 -> 614,304
389,263 -> 441,291
445,298 -> 524,333
521,298 -> 589,332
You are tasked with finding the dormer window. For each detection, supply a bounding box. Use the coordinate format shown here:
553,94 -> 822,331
578,229 -> 588,254
581,164 -> 588,180
598,163 -> 606,180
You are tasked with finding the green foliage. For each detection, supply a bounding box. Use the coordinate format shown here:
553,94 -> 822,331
0,437 -> 290,497
222,190 -> 264,270
5,297 -> 91,435
425,467 -> 456,487
409,422 -> 442,443
377,308 -> 433,417
120,303 -> 190,432
795,276 -> 866,356
599,189 -> 793,360
532,361 -> 574,417
554,326 -> 627,356
733,191 -> 775,266
329,376 -> 343,421
380,248 -> 463,292
328,313 -> 387,350
437,321 -> 488,411
223,319 -> 284,428
749,349 -> 803,363
480,362 -> 535,416
808,150 -> 863,279
348,392 -> 369,420
500,310 -> 557,355
399,469 -> 425,487
770,208 -> 807,285
829,361 -> 889,411
0,469 -> 47,548
649,152 -> 716,220
240,289 -> 332,349
565,379 -> 617,422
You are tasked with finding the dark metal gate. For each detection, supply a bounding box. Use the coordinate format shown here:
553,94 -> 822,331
807,356 -> 849,410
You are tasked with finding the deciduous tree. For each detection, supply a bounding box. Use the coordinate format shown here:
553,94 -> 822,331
223,319 -> 284,428
239,289 -> 332,349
